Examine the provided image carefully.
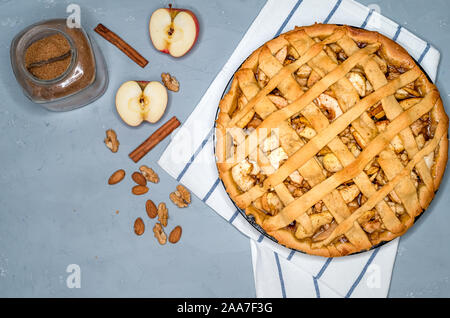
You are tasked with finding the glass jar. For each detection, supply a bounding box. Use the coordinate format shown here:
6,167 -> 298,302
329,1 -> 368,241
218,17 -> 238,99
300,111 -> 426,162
10,19 -> 108,111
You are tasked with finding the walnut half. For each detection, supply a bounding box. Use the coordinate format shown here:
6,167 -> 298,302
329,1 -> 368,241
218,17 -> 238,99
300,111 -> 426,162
161,72 -> 180,92
170,185 -> 191,208
157,202 -> 168,227
139,165 -> 159,183
104,129 -> 119,153
153,223 -> 167,245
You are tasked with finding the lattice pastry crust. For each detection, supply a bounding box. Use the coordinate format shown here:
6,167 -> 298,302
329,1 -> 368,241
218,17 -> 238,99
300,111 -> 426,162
215,24 -> 448,257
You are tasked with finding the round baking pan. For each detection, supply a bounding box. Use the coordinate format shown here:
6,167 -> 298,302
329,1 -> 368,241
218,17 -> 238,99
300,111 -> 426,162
213,27 -> 433,256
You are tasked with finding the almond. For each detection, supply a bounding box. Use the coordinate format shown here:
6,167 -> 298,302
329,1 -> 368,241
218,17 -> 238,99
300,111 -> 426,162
132,185 -> 149,195
108,169 -> 125,185
132,171 -> 147,186
146,199 -> 158,218
168,225 -> 182,244
134,217 -> 145,236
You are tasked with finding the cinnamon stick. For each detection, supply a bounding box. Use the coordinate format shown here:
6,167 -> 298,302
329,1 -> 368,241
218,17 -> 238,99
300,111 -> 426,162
129,116 -> 181,163
94,23 -> 148,68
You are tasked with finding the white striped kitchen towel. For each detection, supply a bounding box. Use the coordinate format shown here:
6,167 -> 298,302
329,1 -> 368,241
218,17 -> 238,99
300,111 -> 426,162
158,0 -> 440,298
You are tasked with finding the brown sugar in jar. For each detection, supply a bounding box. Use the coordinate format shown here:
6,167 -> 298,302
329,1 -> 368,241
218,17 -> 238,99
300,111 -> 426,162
11,19 -> 108,111
28,26 -> 97,101
25,33 -> 72,80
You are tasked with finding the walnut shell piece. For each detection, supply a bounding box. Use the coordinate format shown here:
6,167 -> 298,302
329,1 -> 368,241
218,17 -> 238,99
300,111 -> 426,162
161,72 -> 180,92
169,185 -> 191,208
153,223 -> 167,245
139,165 -> 159,183
157,202 -> 168,227
104,129 -> 119,153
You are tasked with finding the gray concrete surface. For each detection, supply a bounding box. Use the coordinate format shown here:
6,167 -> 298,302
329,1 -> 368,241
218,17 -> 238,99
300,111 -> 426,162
0,0 -> 449,297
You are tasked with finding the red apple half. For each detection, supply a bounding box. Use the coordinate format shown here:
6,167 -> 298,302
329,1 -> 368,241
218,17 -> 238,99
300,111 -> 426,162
116,81 -> 168,127
149,6 -> 199,58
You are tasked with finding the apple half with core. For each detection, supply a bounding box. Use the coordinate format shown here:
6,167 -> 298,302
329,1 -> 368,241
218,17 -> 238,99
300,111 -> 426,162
149,5 -> 199,57
116,81 -> 168,127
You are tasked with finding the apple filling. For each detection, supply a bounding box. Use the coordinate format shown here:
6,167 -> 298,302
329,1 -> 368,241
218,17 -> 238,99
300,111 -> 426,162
226,39 -> 438,246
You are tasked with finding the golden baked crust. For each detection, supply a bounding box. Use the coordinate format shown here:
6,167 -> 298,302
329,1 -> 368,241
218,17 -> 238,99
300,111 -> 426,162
215,24 -> 448,257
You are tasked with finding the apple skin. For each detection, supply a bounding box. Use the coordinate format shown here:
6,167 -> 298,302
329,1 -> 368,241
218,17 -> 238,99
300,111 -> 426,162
136,80 -> 150,90
149,6 -> 199,58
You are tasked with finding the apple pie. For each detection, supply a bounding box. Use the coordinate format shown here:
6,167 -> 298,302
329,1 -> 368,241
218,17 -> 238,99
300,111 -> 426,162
215,24 -> 448,257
